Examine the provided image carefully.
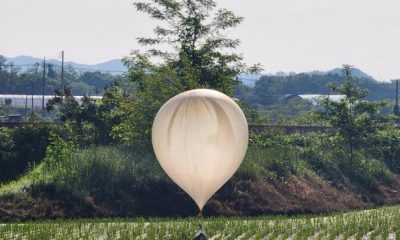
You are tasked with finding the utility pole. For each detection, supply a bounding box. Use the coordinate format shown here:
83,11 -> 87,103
397,80 -> 399,106
9,65 -> 13,92
42,57 -> 46,111
31,82 -> 34,110
25,95 -> 28,121
394,80 -> 400,116
31,81 -> 35,122
61,50 -> 64,89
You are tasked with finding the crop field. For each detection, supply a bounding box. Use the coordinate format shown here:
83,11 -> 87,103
1,205 -> 400,240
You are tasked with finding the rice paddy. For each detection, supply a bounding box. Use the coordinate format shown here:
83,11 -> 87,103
1,205 -> 400,239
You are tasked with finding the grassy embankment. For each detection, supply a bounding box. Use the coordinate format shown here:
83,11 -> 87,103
1,131 -> 400,220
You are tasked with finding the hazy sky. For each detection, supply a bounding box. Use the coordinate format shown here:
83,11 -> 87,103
1,0 -> 399,80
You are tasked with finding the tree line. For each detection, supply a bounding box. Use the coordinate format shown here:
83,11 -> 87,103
235,72 -> 398,106
0,55 -> 125,96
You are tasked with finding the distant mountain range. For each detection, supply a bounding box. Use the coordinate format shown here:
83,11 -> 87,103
4,55 -> 127,73
4,55 -> 375,86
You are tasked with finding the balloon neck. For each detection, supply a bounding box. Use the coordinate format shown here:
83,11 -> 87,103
198,209 -> 203,218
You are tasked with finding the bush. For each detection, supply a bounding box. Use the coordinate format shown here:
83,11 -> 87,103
340,153 -> 394,187
294,133 -> 344,181
292,133 -> 395,187
367,129 -> 400,174
248,132 -> 395,188
0,124 -> 49,183
238,141 -> 300,182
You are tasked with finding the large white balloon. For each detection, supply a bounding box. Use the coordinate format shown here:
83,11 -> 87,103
152,89 -> 248,211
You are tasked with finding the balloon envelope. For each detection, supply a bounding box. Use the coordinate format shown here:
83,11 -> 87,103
152,89 -> 248,210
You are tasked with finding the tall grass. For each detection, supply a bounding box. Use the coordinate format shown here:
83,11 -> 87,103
37,146 -> 165,199
0,145 -> 166,200
1,142 -> 303,199
237,145 -> 303,182
0,137 -> 394,201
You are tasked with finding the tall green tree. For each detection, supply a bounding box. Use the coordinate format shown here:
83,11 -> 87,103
124,0 -> 260,95
319,65 -> 390,162
117,0 -> 260,149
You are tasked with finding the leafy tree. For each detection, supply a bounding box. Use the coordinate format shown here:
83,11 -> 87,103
47,64 -> 57,79
112,65 -> 180,150
47,88 -> 80,122
126,0 -> 260,95
0,124 -> 49,182
47,84 -> 125,145
319,65 -> 390,162
0,98 -> 15,119
263,99 -> 316,124
79,71 -> 114,90
117,0 -> 260,149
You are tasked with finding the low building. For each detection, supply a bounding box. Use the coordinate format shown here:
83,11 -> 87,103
278,94 -> 345,105
298,94 -> 345,105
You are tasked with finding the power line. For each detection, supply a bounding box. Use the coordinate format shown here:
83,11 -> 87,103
61,51 -> 64,89
42,58 -> 46,110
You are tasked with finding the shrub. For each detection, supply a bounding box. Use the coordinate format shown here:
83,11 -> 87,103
340,153 -> 394,187
0,124 -> 49,183
238,144 -> 300,182
292,133 -> 395,187
367,129 -> 400,173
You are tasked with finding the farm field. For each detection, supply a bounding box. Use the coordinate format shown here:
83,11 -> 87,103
1,205 -> 400,240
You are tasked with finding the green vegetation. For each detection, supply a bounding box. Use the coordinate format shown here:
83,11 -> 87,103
115,0 -> 261,149
253,99 -> 317,125
316,65 -> 398,184
248,71 -> 397,105
1,205 -> 400,239
37,146 -> 163,200
1,64 -> 399,218
0,136 -> 299,198
0,124 -> 49,182
1,0 -> 400,221
0,127 -> 397,213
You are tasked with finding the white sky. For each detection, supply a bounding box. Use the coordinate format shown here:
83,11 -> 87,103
0,0 -> 399,81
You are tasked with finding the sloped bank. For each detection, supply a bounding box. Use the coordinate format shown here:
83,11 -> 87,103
1,174 -> 400,221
